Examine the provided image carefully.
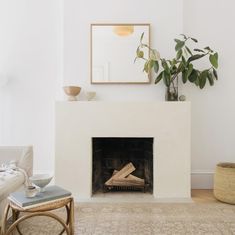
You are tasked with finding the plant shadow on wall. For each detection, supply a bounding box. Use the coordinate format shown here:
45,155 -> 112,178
135,34 -> 219,101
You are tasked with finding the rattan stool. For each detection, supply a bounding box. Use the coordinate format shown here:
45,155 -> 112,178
2,196 -> 74,235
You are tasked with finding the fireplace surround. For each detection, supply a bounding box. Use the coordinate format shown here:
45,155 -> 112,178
55,101 -> 191,200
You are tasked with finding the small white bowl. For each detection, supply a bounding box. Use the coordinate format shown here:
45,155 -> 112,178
25,186 -> 38,198
85,91 -> 96,101
29,174 -> 53,192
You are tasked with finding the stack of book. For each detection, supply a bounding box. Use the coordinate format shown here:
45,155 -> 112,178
9,185 -> 71,209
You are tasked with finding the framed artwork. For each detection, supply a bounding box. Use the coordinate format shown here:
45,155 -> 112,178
90,23 -> 150,84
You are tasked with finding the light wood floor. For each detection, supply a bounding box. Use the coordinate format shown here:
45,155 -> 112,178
191,189 -> 219,203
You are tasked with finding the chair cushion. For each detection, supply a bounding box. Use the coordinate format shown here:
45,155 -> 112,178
0,171 -> 25,201
0,146 -> 33,177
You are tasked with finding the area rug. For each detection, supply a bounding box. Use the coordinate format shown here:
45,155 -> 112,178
10,202 -> 235,235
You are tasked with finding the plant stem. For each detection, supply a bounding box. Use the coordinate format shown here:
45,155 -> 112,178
170,74 -> 178,95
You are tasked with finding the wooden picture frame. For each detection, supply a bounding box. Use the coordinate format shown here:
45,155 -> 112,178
90,23 -> 150,84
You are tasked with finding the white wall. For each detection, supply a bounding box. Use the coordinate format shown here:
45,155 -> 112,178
0,0 -> 184,175
1,0 -> 234,188
0,0 -> 62,173
63,0 -> 183,100
183,0 -> 235,188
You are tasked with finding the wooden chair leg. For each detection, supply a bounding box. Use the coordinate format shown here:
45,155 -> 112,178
1,204 -> 10,235
69,199 -> 75,235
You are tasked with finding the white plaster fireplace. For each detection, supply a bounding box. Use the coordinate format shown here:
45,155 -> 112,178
55,101 -> 191,200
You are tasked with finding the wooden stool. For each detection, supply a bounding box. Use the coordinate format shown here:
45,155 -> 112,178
2,196 -> 74,235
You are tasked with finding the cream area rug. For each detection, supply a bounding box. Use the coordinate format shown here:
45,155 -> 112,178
11,202 -> 235,235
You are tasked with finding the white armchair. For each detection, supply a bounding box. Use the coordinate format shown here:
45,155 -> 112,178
0,146 -> 33,226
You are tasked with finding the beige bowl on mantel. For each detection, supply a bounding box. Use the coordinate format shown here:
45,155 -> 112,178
63,86 -> 81,101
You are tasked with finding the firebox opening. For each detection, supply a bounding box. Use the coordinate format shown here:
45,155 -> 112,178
92,137 -> 153,194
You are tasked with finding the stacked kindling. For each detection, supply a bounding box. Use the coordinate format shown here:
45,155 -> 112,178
105,162 -> 145,187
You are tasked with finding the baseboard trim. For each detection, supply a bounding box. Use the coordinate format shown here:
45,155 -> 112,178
191,171 -> 214,189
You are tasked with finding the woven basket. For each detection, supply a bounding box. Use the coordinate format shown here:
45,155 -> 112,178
214,162 -> 235,204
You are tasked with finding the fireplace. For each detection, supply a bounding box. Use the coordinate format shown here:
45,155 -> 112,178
92,137 -> 153,194
55,101 -> 191,200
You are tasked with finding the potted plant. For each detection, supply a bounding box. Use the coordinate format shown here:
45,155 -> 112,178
135,34 -> 219,101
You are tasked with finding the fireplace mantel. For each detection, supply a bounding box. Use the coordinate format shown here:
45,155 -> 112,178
55,101 -> 191,200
